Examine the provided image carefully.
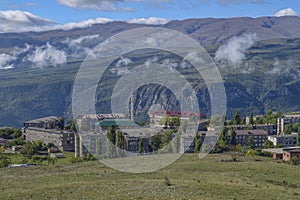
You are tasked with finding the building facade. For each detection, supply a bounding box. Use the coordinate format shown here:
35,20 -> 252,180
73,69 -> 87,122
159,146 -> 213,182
24,127 -> 75,151
268,132 -> 298,147
283,148 -> 300,162
227,129 -> 269,148
277,113 -> 300,135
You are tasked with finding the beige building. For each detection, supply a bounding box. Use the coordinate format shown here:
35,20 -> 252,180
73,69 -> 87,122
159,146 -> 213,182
283,148 -> 300,162
24,127 -> 75,151
23,116 -> 75,151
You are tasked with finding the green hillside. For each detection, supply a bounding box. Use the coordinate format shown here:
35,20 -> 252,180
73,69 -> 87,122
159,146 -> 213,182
0,38 -> 300,127
0,154 -> 299,199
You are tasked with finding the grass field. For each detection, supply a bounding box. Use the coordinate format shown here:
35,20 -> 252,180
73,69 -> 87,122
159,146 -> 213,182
0,153 -> 300,200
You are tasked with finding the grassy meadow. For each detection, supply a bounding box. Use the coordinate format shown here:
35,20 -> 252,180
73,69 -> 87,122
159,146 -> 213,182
0,153 -> 300,200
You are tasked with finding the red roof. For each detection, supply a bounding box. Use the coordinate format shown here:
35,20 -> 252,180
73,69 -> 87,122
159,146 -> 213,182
151,110 -> 205,118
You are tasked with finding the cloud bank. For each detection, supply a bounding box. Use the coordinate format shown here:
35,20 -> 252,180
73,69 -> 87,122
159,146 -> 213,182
0,10 -> 54,32
275,8 -> 298,17
0,53 -> 16,69
215,33 -> 257,67
27,43 -> 67,68
0,10 -> 170,33
127,17 -> 170,25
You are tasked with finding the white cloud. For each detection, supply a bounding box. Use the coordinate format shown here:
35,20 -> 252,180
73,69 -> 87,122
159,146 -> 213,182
197,0 -> 265,6
217,0 -> 264,5
116,57 -> 132,67
0,11 -> 114,33
110,67 -> 130,76
57,0 -> 134,11
27,43 -> 67,67
126,17 -> 170,25
0,53 -> 16,69
0,10 -> 53,33
275,8 -> 297,17
62,34 -> 102,59
57,0 -> 171,11
52,18 -> 114,30
215,33 -> 257,67
0,10 -> 170,33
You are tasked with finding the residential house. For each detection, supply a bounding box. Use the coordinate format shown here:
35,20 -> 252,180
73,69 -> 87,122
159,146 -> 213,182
268,132 -> 298,147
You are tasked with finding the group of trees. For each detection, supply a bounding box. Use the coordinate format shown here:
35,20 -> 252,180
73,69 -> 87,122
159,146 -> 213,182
0,146 -> 11,168
226,110 -> 283,126
160,116 -> 181,128
0,128 -> 21,139
48,117 -> 77,132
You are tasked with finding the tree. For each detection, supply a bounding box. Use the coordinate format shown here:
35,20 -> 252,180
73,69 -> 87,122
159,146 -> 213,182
173,133 -> 180,153
138,138 -> 143,155
264,140 -> 274,149
246,149 -> 258,157
249,112 -> 254,125
153,133 -> 162,152
65,119 -> 77,132
0,146 -> 11,168
248,136 -> 254,149
194,132 -> 201,153
106,126 -> 116,158
232,110 -> 242,125
230,128 -> 237,148
116,131 -> 123,157
0,154 -> 11,168
96,137 -> 102,157
58,116 -> 64,130
20,142 -> 37,159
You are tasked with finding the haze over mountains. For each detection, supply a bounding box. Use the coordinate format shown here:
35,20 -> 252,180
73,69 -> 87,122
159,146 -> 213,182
0,16 -> 300,127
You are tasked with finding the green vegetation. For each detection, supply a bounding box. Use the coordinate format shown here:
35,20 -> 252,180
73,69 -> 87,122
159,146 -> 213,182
1,38 -> 300,128
0,154 -> 299,199
0,127 -> 21,139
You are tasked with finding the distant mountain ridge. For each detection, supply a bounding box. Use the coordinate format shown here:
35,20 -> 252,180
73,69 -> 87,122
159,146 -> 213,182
1,16 -> 300,49
0,16 -> 300,127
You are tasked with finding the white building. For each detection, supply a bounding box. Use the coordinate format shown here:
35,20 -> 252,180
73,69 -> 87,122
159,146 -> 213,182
277,113 -> 300,135
268,132 -> 298,147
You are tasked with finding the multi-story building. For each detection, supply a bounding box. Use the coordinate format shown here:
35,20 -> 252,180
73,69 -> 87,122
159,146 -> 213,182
149,110 -> 207,130
77,113 -> 128,131
226,129 -> 269,148
24,127 -> 75,151
277,113 -> 300,135
23,116 -> 75,151
268,132 -> 298,147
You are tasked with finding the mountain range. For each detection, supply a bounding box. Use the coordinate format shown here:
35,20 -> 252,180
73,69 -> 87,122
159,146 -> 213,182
0,16 -> 300,127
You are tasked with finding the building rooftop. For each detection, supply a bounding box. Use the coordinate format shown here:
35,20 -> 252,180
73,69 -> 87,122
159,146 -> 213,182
97,119 -> 139,128
269,133 -> 298,138
151,110 -> 205,118
26,127 -> 74,134
228,129 -> 268,136
78,113 -> 128,120
283,148 -> 300,153
25,116 -> 59,124
262,147 -> 300,154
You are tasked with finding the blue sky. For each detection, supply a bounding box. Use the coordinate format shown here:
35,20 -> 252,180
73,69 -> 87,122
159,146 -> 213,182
0,0 -> 299,24
0,0 -> 298,33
